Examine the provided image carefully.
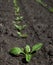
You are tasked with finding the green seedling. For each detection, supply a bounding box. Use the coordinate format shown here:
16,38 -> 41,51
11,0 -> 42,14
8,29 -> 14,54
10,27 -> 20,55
36,0 -> 47,7
13,21 -> 20,24
36,0 -> 53,13
9,43 -> 43,62
13,0 -> 20,14
13,0 -> 17,7
15,7 -> 20,15
14,24 -> 27,31
17,31 -> 28,38
15,7 -> 20,13
15,16 -> 23,21
9,47 -> 24,55
14,24 -> 23,30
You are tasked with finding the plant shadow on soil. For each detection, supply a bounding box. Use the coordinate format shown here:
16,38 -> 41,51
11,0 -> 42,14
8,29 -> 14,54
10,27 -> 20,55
9,51 -> 36,64
22,58 -> 28,64
9,53 -> 28,64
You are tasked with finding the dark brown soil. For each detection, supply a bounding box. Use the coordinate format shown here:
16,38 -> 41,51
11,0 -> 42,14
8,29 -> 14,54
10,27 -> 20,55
0,0 -> 53,65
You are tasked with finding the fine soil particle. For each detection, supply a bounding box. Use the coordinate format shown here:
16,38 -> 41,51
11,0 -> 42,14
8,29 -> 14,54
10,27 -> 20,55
0,0 -> 53,65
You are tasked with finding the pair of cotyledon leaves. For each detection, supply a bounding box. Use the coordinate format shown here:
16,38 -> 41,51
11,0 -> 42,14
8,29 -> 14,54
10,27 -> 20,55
14,24 -> 28,38
14,24 -> 27,31
10,43 -> 43,62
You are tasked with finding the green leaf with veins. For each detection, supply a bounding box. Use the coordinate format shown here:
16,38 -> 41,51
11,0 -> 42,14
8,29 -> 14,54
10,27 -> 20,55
32,43 -> 43,53
10,47 -> 23,55
25,45 -> 30,53
26,54 -> 32,62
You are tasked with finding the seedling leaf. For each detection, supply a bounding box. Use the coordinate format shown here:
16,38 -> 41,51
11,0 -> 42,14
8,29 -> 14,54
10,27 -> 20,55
36,0 -> 47,7
10,47 -> 23,55
17,32 -> 28,38
15,17 -> 21,21
48,7 -> 53,12
22,25 -> 27,28
13,0 -> 17,7
25,45 -> 30,53
14,24 -> 23,30
20,34 -> 28,38
19,16 -> 23,19
17,32 -> 22,36
26,54 -> 32,62
32,43 -> 43,53
14,24 -> 26,31
16,7 -> 20,13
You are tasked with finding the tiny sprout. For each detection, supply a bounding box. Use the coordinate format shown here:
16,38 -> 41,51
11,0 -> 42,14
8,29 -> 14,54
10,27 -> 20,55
36,0 -> 53,13
16,7 -> 20,13
14,24 -> 23,31
14,24 -> 27,31
17,32 -> 28,38
13,0 -> 17,7
9,43 -> 43,62
15,16 -> 23,21
36,0 -> 47,7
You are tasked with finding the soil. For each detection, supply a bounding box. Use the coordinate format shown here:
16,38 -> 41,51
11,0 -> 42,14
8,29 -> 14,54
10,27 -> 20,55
0,0 -> 53,65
